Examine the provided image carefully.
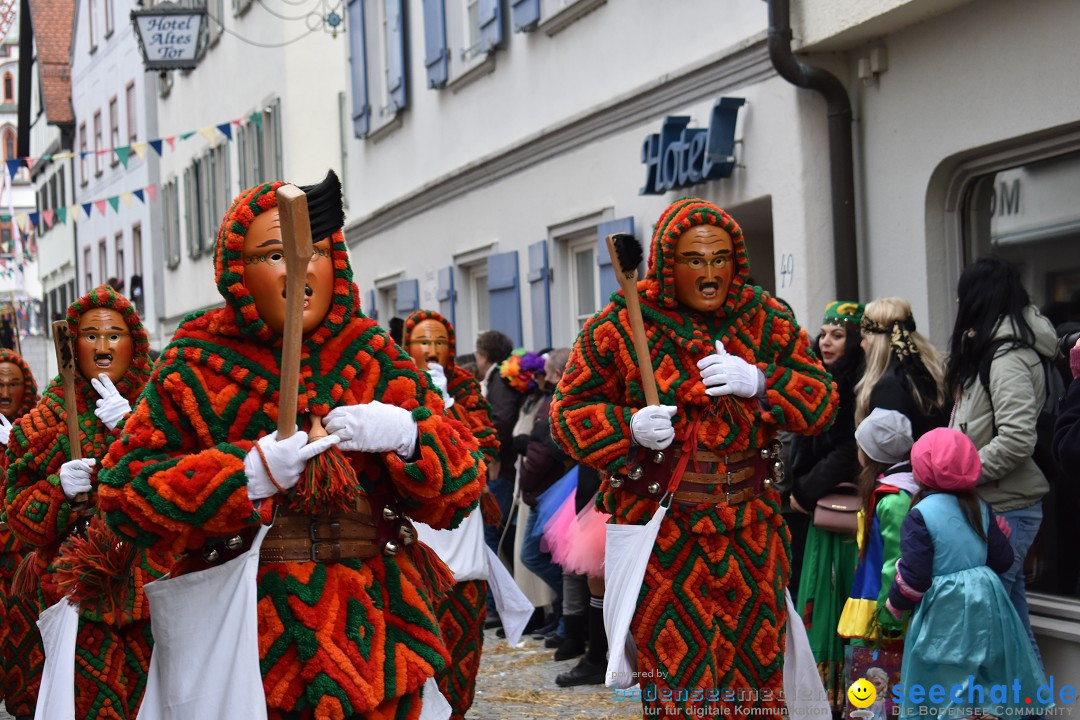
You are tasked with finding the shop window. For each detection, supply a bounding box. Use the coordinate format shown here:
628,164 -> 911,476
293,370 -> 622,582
961,150 -> 1080,601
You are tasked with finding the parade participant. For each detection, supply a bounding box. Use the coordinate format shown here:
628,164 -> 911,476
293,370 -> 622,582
5,285 -> 166,719
551,198 -> 837,716
0,348 -> 39,719
99,173 -> 485,720
402,308 -> 499,720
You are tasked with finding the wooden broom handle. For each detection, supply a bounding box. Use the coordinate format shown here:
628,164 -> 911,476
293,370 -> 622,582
52,320 -> 88,504
274,185 -> 313,440
604,235 -> 659,407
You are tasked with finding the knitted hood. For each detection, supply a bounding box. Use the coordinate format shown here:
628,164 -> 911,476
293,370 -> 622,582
643,197 -> 751,314
214,181 -> 359,345
65,284 -> 152,398
0,348 -> 40,417
403,309 -> 457,369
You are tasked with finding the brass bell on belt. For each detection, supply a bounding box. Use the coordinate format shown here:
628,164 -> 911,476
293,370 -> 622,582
609,476 -> 624,488
224,535 -> 243,550
202,547 -> 220,563
647,482 -> 660,495
628,465 -> 644,480
652,451 -> 665,464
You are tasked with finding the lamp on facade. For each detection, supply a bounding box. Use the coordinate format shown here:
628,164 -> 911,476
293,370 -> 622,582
131,2 -> 209,71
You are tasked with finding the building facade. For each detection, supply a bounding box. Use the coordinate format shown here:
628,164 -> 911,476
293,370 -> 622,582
341,0 -> 1080,679
70,0 -> 158,336
149,0 -> 348,342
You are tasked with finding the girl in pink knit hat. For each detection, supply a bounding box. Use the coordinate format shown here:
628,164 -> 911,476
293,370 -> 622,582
886,428 -> 1050,718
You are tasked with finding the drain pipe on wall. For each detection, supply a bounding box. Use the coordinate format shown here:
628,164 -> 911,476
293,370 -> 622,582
767,0 -> 859,300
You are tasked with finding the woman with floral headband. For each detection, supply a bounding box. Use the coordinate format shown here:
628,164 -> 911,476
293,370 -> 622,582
855,297 -> 948,439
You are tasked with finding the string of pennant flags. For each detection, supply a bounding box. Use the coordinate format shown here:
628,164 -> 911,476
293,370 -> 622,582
4,109 -> 265,189
2,184 -> 159,235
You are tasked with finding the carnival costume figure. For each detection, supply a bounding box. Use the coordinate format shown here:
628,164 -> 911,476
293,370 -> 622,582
550,198 -> 838,716
402,309 -> 499,720
5,285 -> 170,719
0,348 -> 39,717
98,173 -> 485,720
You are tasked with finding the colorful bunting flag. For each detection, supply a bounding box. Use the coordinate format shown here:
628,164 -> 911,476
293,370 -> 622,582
165,136 -> 177,151
82,202 -> 92,218
198,127 -> 216,143
56,207 -> 67,224
120,192 -> 132,207
131,143 -> 146,160
42,209 -> 54,228
149,139 -> 163,156
5,159 -> 20,178
216,123 -> 233,141
133,189 -> 144,203
94,199 -> 107,215
115,146 -> 131,168
146,185 -> 157,202
107,196 -> 120,212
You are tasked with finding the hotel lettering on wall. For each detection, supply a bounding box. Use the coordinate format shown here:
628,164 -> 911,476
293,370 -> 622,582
640,97 -> 745,195
131,2 -> 208,71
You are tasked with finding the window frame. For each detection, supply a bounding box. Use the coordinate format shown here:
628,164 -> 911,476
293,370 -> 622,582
84,247 -> 92,291
93,110 -> 103,176
126,81 -> 137,144
104,0 -> 114,37
114,230 -> 124,288
88,0 -> 97,51
98,238 -> 107,287
108,95 -> 120,166
2,72 -> 12,102
79,123 -> 88,185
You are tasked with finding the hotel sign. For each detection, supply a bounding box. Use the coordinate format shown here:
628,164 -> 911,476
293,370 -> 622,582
640,96 -> 745,195
131,3 -> 208,71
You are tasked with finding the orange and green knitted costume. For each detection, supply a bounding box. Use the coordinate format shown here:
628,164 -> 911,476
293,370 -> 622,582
404,309 -> 497,720
0,348 -> 38,714
4,285 -> 173,719
98,182 -> 485,720
551,198 -> 838,717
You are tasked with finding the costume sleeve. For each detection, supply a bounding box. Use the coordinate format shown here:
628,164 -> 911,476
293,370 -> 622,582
978,349 -> 1041,482
875,492 -> 912,629
755,306 -> 839,436
550,306 -> 636,475
4,403 -> 79,547
98,361 -> 261,555
375,342 -> 484,531
1054,376 -> 1080,469
986,507 -> 1016,574
887,508 -> 933,616
451,371 -> 500,465
790,431 -> 857,510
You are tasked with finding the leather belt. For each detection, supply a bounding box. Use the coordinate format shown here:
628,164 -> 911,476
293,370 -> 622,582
611,442 -> 784,507
260,498 -> 379,564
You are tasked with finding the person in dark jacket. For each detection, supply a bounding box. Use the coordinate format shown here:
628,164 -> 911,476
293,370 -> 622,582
1053,335 -> 1080,596
476,331 -> 521,556
788,301 -> 865,713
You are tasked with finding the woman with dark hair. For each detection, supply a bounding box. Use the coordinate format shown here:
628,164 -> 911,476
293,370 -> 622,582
789,301 -> 865,713
946,256 -> 1056,664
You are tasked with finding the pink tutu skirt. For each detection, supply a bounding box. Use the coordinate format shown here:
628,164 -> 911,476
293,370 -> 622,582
543,495 -> 610,578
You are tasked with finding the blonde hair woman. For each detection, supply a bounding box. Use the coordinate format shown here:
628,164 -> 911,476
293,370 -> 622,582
856,297 -> 948,438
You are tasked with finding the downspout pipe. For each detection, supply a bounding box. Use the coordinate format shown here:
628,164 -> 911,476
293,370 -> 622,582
767,0 -> 859,300
17,0 -> 33,157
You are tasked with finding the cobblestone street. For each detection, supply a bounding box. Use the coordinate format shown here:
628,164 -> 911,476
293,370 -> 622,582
470,629 -> 639,720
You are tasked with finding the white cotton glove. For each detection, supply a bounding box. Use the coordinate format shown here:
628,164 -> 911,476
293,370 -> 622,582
697,340 -> 766,398
0,413 -> 10,447
59,458 -> 96,499
243,430 -> 340,501
324,401 -> 418,457
90,374 -> 132,431
630,405 -> 678,451
426,363 -> 455,409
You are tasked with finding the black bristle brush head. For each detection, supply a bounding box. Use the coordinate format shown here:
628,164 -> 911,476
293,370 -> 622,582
298,170 -> 345,243
388,317 -> 405,346
609,232 -> 643,275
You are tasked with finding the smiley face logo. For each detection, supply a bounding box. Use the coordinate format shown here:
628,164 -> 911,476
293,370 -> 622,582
848,678 -> 877,709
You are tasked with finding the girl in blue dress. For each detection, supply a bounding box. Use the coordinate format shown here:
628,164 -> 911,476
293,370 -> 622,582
887,427 -> 1050,717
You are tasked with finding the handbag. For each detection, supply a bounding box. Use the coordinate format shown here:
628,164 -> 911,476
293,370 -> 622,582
813,482 -> 860,534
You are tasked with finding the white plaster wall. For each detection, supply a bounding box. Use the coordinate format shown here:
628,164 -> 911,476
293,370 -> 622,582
350,76 -> 833,354
70,0 -> 156,332
850,0 -> 1080,344
344,0 -> 769,219
793,0 -> 974,51
153,1 -> 348,332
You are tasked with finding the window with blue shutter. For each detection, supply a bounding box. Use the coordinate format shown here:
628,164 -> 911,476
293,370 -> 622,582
596,217 -> 636,304
395,278 -> 420,314
510,0 -> 539,31
487,251 -> 522,348
346,0 -> 370,137
422,0 -> 448,88
437,266 -> 456,325
365,289 -> 378,320
385,0 -> 407,112
478,0 -> 503,52
527,240 -> 550,350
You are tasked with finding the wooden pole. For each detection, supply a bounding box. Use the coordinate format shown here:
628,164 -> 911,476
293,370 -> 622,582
52,320 -> 87,503
604,234 -> 659,407
274,185 -> 313,440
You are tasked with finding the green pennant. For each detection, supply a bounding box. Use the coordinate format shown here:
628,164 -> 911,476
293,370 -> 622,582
108,196 -> 120,212
115,146 -> 131,168
56,207 -> 67,224
180,131 -> 195,140
249,112 -> 263,128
